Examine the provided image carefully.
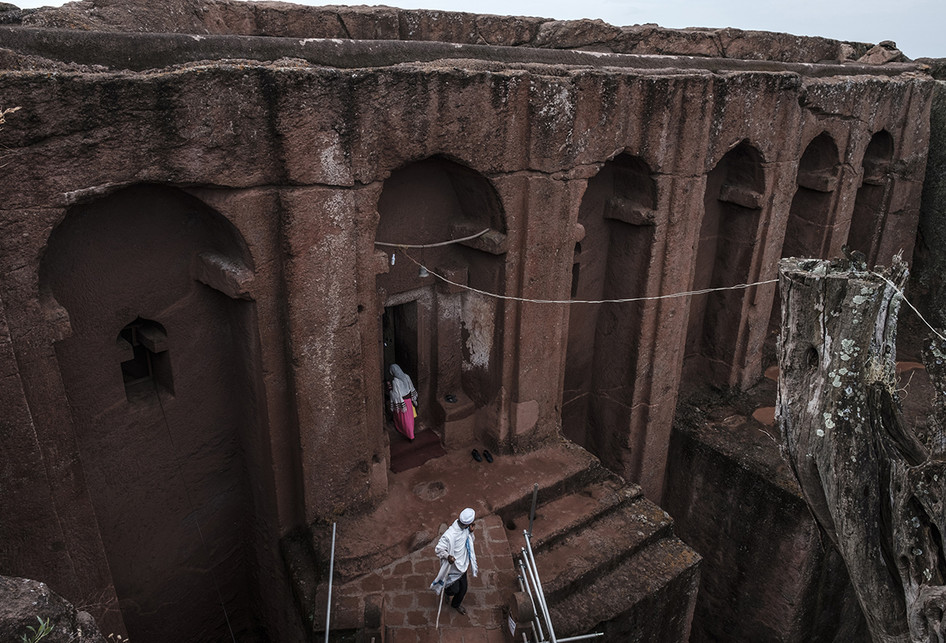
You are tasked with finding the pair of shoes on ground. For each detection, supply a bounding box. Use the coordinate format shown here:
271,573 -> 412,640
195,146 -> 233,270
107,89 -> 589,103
471,449 -> 493,463
451,604 -> 467,616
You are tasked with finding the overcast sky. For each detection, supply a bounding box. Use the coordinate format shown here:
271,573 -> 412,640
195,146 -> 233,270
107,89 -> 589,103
12,0 -> 946,59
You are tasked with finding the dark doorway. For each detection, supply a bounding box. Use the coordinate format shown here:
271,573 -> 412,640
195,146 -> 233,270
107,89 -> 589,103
382,301 -> 418,386
375,156 -> 507,449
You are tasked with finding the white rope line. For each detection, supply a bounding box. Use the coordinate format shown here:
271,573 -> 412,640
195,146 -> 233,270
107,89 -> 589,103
375,233 -> 946,335
873,271 -> 946,342
374,228 -> 491,248
397,248 -> 775,304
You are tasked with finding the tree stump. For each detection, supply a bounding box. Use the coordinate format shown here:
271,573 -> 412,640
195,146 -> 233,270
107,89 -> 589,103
777,256 -> 946,643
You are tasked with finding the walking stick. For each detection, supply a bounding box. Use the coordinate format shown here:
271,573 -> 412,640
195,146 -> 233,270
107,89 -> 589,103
433,557 -> 450,629
435,584 -> 445,629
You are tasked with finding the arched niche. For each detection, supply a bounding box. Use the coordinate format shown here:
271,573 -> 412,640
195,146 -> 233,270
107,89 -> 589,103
375,156 -> 507,452
768,133 -> 842,347
684,141 -> 765,388
848,130 -> 895,265
38,184 -> 270,642
563,154 -> 656,466
782,132 -> 842,260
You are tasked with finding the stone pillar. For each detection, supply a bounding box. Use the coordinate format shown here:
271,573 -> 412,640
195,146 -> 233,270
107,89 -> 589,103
624,174 -> 707,500
279,187 -> 375,523
491,172 -> 586,450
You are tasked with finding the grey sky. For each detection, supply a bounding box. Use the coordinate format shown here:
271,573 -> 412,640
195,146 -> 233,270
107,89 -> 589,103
11,0 -> 946,58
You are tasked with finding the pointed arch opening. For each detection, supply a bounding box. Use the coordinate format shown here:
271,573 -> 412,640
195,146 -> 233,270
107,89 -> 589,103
782,132 -> 842,260
563,154 -> 656,466
375,156 -> 507,462
684,142 -> 765,389
768,133 -> 842,353
848,130 -> 894,265
39,184 -> 274,642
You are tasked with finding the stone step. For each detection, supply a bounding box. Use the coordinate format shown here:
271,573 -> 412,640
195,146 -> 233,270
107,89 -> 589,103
320,444 -> 610,584
490,456 -> 614,525
532,495 -> 675,603
385,625 -> 506,642
547,536 -> 702,640
502,477 -> 641,553
390,427 -> 447,473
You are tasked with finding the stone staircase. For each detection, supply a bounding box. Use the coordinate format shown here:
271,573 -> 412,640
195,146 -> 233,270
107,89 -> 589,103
286,444 -> 700,642
501,474 -> 701,640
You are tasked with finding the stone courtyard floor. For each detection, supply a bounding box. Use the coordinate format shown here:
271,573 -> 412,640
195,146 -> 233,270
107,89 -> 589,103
318,442 -> 600,641
332,514 -> 515,641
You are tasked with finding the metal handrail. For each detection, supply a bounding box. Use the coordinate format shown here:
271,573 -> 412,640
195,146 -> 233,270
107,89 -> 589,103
325,522 -> 336,643
513,489 -> 604,643
523,532 -> 556,643
516,571 -> 541,643
518,559 -> 545,642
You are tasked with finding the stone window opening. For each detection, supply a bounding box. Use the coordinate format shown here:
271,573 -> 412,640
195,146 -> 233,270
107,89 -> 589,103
117,318 -> 173,401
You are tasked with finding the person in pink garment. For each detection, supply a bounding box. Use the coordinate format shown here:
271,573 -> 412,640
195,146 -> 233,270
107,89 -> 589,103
387,363 -> 418,440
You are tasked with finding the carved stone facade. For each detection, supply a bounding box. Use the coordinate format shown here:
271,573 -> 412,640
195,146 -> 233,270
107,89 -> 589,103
0,1 -> 935,640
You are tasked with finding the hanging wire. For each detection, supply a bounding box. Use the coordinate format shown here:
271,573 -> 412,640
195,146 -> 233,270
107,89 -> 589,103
873,271 -> 946,342
375,230 -> 776,304
397,247 -> 777,304
374,228 -> 490,248
374,232 -> 946,341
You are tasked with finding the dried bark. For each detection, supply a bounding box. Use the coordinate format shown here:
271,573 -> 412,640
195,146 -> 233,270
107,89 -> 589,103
777,256 -> 946,643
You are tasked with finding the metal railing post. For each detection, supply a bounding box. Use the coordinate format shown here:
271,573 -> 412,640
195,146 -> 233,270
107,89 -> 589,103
523,531 -> 557,643
325,522 -> 336,643
518,560 -> 546,642
528,483 -> 539,537
520,551 -> 550,642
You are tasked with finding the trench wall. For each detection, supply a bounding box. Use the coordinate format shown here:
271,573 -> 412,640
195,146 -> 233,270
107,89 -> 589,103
0,29 -> 934,639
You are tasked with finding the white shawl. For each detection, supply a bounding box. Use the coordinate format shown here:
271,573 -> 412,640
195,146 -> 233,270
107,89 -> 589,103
430,520 -> 478,594
388,364 -> 417,412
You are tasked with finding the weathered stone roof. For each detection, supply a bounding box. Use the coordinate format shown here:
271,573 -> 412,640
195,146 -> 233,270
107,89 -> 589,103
0,0 -> 915,72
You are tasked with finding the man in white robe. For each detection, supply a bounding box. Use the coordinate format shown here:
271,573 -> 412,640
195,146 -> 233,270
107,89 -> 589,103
430,507 -> 479,615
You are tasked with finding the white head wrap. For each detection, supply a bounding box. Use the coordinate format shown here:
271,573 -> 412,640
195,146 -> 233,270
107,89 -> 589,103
389,364 -> 415,400
459,508 -> 475,525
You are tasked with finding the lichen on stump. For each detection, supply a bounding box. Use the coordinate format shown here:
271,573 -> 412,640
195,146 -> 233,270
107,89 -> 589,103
777,255 -> 946,643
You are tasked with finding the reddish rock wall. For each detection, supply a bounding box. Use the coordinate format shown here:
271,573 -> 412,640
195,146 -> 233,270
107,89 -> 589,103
915,60 -> 946,327
664,417 -> 869,641
0,4 -> 935,640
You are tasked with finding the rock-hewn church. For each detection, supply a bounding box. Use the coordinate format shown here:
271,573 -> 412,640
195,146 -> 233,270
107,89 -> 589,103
0,1 -> 938,640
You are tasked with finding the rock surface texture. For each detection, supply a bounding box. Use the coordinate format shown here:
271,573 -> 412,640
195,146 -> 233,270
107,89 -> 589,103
1,0 -> 884,63
916,59 -> 946,328
0,576 -> 106,643
0,0 -> 937,641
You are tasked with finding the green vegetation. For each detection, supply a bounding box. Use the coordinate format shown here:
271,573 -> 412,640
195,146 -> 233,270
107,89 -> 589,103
20,616 -> 53,643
